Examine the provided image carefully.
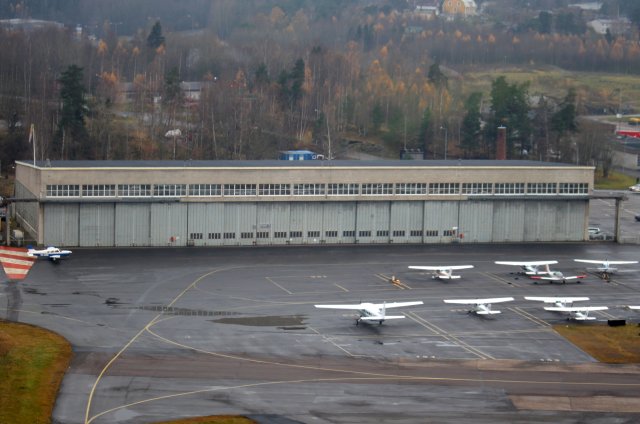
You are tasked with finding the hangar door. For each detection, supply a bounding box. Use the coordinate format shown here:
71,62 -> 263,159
79,204 -> 115,247
115,204 -> 150,246
44,203 -> 79,246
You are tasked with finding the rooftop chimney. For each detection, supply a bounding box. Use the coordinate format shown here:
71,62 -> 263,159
496,126 -> 507,160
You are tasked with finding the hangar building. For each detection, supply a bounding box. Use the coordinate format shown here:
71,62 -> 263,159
13,160 -> 593,247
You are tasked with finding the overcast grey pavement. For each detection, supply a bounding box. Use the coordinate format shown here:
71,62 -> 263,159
3,242 -> 640,424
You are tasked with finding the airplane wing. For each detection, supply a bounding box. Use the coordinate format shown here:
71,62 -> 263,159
628,306 -> 640,310
360,315 -> 405,321
544,306 -> 608,312
408,265 -> 473,271
495,260 -> 558,266
444,297 -> 514,305
530,275 -> 585,281
524,296 -> 589,303
377,301 -> 424,309
574,259 -> 638,265
315,304 -> 364,310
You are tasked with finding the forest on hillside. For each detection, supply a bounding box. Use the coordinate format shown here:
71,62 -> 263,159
0,0 -> 638,170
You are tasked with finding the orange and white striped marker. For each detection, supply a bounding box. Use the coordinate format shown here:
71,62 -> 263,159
0,246 -> 36,281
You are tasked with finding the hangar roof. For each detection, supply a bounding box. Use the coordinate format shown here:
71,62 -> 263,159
18,160 -> 580,169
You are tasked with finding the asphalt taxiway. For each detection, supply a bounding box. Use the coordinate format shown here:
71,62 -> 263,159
3,243 -> 640,423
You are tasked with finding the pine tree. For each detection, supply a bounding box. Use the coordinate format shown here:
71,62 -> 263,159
147,21 -> 165,49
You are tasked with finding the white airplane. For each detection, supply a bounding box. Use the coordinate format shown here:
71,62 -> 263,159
314,301 -> 424,325
27,246 -> 72,262
407,264 -> 474,280
443,297 -> 514,315
573,259 -> 639,280
524,296 -> 590,308
543,305 -> 608,321
494,260 -> 558,276
628,306 -> 640,311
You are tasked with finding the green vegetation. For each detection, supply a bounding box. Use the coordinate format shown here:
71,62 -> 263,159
0,320 -> 72,424
153,417 -> 256,424
554,323 -> 640,364
595,170 -> 636,190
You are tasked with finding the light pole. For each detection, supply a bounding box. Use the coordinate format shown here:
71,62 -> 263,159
440,126 -> 448,160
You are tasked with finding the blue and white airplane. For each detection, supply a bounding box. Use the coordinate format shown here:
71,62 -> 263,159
28,246 -> 72,262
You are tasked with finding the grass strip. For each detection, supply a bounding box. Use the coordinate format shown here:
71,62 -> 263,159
0,320 -> 72,424
554,323 -> 640,364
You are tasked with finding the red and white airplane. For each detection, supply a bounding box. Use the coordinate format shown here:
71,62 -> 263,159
408,264 -> 474,280
443,297 -> 514,315
315,301 -> 423,325
495,260 -> 585,283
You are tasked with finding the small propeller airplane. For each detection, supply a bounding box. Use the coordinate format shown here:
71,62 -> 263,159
27,246 -> 72,262
314,301 -> 424,325
407,264 -> 474,280
494,260 -> 558,276
524,296 -> 590,308
573,259 -> 639,281
495,260 -> 585,283
528,271 -> 586,284
543,305 -> 608,321
443,297 -> 514,315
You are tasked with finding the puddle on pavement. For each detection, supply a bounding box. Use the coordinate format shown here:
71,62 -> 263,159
213,315 -> 306,328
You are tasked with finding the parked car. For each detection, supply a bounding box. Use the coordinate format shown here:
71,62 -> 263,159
629,184 -> 640,192
635,215 -> 640,222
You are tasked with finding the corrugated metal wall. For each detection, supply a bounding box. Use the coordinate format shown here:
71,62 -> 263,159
79,204 -> 115,246
43,204 -> 79,246
115,204 -> 150,246
38,199 -> 588,247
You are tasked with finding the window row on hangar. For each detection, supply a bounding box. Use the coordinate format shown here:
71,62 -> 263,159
191,229 -> 452,241
46,182 -> 589,198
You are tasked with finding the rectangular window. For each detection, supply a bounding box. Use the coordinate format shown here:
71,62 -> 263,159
82,184 -> 116,197
154,184 -> 187,197
224,184 -> 257,196
189,233 -> 203,240
274,231 -> 288,238
118,184 -> 151,197
392,230 -> 405,237
376,230 -> 389,237
443,229 -> 455,237
46,185 -> 80,197
223,233 -> 236,239
362,183 -> 393,195
410,230 -> 423,237
425,230 -> 439,237
396,183 -> 427,195
259,184 -> 291,196
208,233 -> 221,240
293,183 -> 325,195
328,183 -> 359,195
189,184 -> 221,196
495,183 -> 525,195
429,183 -> 459,195
240,232 -> 254,239
527,182 -> 557,195
325,230 -> 338,238
307,231 -> 321,238
559,183 -> 588,194
358,230 -> 372,237
256,232 -> 269,238
461,183 -> 492,195
343,230 -> 356,237
290,231 -> 303,238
